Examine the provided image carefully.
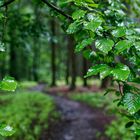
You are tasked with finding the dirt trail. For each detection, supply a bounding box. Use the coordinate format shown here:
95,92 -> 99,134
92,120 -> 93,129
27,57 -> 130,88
30,84 -> 112,140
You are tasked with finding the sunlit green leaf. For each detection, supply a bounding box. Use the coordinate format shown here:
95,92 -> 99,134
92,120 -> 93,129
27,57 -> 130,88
111,64 -> 130,81
115,40 -> 132,54
135,42 -> 140,51
84,18 -> 102,32
0,42 -> 5,52
75,38 -> 94,52
0,76 -> 17,92
100,67 -> 111,79
112,27 -> 126,37
85,64 -> 109,78
95,38 -> 114,54
72,10 -> 86,20
0,124 -> 15,137
67,21 -> 81,34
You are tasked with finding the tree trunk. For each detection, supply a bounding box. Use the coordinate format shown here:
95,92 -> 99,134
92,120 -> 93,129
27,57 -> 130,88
9,42 -> 19,80
32,45 -> 39,81
50,19 -> 56,86
69,36 -> 76,90
65,54 -> 70,85
100,77 -> 111,89
82,56 -> 88,87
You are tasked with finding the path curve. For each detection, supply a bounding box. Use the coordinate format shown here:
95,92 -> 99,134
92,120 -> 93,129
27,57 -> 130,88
30,84 -> 112,140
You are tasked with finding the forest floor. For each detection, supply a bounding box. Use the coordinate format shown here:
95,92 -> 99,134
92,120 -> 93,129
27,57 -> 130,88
30,84 -> 114,140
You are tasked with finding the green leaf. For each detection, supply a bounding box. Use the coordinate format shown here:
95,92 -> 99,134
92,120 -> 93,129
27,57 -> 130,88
85,64 -> 109,78
0,42 -> 5,52
75,38 -> 94,52
0,124 -> 15,136
84,18 -> 102,32
122,92 -> 140,114
100,67 -> 111,79
112,27 -> 126,37
83,49 -> 91,59
135,129 -> 140,136
135,42 -> 140,51
0,76 -> 17,92
95,38 -> 114,54
72,10 -> 86,20
111,64 -> 130,81
66,21 -> 81,34
115,40 -> 132,54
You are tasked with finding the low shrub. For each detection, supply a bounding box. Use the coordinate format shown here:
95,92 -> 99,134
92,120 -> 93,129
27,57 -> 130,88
0,91 -> 58,140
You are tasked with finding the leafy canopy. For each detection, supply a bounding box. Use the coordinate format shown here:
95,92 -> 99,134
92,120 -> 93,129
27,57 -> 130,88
59,0 -> 140,136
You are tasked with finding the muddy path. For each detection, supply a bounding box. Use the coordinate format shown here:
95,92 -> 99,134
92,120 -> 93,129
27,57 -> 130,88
30,84 -> 113,140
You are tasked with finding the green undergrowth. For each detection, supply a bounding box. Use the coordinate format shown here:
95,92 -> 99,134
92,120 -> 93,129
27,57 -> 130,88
70,92 -> 115,109
70,92 -> 135,140
0,91 -> 59,140
18,81 -> 38,89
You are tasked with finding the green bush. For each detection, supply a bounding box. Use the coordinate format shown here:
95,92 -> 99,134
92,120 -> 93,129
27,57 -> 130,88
70,92 -> 112,108
0,91 -> 58,140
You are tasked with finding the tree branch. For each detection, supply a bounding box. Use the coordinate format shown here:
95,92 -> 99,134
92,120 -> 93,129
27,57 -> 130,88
41,0 -> 73,21
0,0 -> 15,8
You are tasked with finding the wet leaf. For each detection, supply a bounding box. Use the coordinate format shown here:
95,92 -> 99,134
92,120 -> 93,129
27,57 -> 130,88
115,40 -> 132,54
122,92 -> 140,114
0,124 -> 15,137
84,18 -> 102,32
111,64 -> 130,81
112,27 -> 126,37
95,38 -> 114,54
85,64 -> 109,78
67,21 -> 81,34
72,10 -> 86,20
75,38 -> 94,52
0,76 -> 17,92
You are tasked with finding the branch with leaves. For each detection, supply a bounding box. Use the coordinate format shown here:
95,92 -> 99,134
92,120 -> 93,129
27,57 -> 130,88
41,0 -> 72,20
0,0 -> 15,8
0,0 -> 72,20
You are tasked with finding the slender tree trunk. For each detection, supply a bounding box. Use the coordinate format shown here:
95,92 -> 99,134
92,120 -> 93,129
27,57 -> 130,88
65,37 -> 70,85
50,19 -> 56,86
9,42 -> 19,80
69,36 -> 76,90
82,56 -> 88,87
32,45 -> 39,81
65,55 -> 70,85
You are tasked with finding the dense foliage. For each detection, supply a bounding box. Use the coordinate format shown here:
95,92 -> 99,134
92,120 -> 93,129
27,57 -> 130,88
0,0 -> 140,139
0,91 -> 57,140
59,0 -> 140,137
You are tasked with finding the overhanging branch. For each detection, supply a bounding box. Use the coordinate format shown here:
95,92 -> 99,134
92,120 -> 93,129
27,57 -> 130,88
41,0 -> 73,20
0,0 -> 15,8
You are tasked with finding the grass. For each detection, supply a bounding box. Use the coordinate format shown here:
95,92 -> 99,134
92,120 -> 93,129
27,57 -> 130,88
70,92 -> 116,109
56,77 -> 101,87
18,81 -> 38,89
0,91 -> 58,140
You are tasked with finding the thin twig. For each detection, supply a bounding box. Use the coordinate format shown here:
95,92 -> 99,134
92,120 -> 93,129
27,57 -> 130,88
41,0 -> 73,20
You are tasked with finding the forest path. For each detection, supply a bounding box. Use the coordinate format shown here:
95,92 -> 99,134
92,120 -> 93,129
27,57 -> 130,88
30,84 -> 112,140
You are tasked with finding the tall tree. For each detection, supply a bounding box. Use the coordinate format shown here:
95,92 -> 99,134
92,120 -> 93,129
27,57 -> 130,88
50,19 -> 57,86
68,36 -> 77,90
